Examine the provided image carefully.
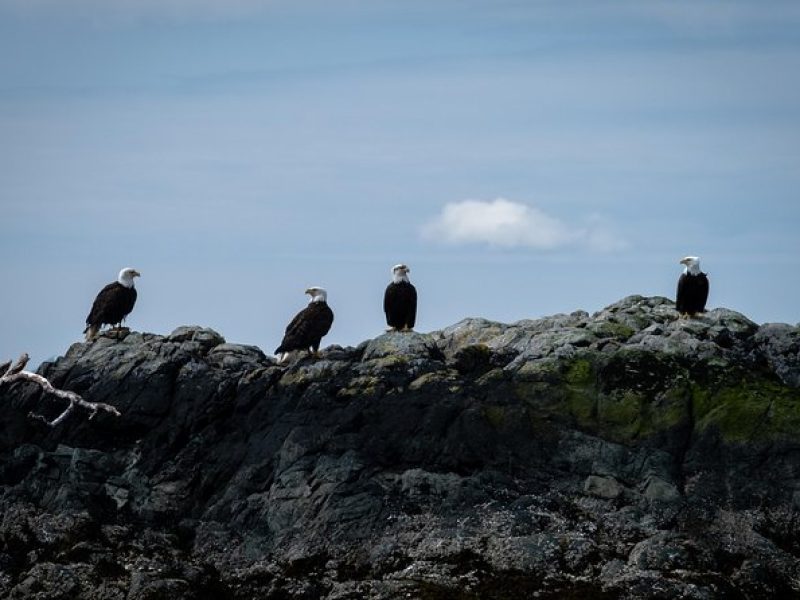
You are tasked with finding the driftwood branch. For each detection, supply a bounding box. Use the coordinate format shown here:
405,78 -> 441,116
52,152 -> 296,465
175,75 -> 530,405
1,353 -> 121,427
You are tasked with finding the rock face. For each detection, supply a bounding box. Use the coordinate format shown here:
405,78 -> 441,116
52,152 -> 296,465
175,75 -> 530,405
1,296 -> 799,599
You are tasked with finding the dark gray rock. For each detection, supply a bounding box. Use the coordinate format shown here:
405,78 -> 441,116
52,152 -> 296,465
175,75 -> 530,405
1,296 -> 799,599
754,322 -> 800,387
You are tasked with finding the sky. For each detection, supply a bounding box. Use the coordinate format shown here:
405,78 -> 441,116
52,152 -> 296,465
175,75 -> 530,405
1,0 -> 799,367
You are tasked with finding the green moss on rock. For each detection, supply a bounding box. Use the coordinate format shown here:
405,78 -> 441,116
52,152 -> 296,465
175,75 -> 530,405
693,377 -> 800,442
514,354 -> 694,445
565,359 -> 593,385
597,390 -> 642,439
513,357 -> 599,431
595,385 -> 690,443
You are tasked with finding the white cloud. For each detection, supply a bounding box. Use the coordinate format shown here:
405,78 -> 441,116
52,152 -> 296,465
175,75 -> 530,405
420,198 -> 627,252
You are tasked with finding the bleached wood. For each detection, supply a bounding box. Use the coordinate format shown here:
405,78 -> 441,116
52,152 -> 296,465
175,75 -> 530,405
1,353 -> 121,426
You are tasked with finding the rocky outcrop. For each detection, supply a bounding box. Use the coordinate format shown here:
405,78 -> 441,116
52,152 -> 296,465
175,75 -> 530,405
1,296 -> 799,599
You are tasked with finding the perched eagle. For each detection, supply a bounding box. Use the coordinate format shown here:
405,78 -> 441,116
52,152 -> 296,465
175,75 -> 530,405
84,267 -> 140,341
275,287 -> 334,364
676,256 -> 709,318
384,263 -> 417,332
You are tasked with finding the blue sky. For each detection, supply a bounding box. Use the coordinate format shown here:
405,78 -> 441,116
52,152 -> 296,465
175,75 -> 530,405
1,0 -> 799,367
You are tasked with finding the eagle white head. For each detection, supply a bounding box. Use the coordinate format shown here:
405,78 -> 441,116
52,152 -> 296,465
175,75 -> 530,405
391,264 -> 411,284
305,286 -> 328,303
679,256 -> 702,276
118,267 -> 141,288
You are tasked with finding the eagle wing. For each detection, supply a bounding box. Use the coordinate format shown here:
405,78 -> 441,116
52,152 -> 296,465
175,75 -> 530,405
676,273 -> 689,313
86,282 -> 137,327
276,302 -> 334,353
676,273 -> 709,314
384,282 -> 417,328
696,273 -> 709,310
405,284 -> 417,328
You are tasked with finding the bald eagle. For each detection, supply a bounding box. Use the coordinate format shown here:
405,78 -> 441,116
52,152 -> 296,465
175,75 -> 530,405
676,256 -> 709,318
275,287 -> 334,364
384,264 -> 417,332
84,267 -> 140,341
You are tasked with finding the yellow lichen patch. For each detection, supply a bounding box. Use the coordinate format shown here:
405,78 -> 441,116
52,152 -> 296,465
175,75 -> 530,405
409,372 -> 448,391
278,370 -> 309,387
365,355 -> 408,371
515,359 -> 560,382
335,375 -> 382,399
476,368 -> 505,386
